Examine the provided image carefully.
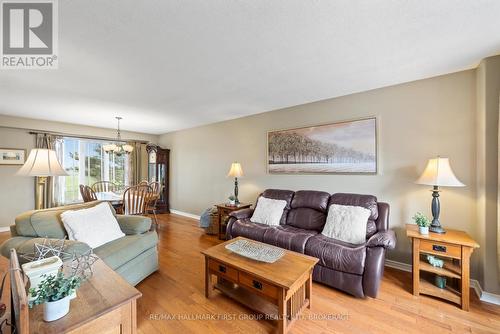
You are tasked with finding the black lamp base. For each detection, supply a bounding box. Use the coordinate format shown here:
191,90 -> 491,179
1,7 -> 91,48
234,177 -> 240,204
430,185 -> 446,234
429,224 -> 446,234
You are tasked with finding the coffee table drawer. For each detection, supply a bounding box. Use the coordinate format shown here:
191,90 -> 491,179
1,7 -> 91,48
420,240 -> 461,259
208,259 -> 238,281
239,272 -> 279,301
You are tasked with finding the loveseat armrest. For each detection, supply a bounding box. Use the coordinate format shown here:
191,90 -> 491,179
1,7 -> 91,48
0,237 -> 91,264
116,215 -> 152,235
366,230 -> 396,249
229,208 -> 254,220
226,209 -> 254,240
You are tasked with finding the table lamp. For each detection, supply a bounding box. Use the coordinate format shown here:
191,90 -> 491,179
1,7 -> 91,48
16,148 -> 68,209
227,162 -> 243,204
415,156 -> 465,234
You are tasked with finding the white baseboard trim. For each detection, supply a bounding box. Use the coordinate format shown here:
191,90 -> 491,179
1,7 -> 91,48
0,227 -> 10,233
384,259 -> 500,306
385,259 -> 412,272
170,209 -> 201,221
470,279 -> 500,305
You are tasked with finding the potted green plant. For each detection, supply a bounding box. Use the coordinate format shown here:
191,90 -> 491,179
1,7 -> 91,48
29,272 -> 81,322
228,195 -> 236,206
412,212 -> 431,235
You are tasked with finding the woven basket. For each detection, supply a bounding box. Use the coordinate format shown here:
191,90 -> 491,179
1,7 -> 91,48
205,209 -> 219,235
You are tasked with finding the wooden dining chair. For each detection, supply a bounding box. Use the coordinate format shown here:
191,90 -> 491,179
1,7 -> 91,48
122,185 -> 155,216
138,180 -> 149,186
79,185 -> 97,202
147,181 -> 162,229
92,181 -> 118,193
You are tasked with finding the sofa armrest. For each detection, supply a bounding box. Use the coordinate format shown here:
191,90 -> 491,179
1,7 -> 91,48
366,230 -> 396,249
0,237 -> 91,264
116,215 -> 152,235
229,208 -> 254,220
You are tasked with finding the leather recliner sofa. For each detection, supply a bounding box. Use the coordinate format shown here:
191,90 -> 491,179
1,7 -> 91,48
226,189 -> 396,298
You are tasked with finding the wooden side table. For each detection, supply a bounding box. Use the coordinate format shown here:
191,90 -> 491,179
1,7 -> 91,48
215,203 -> 251,240
406,224 -> 479,311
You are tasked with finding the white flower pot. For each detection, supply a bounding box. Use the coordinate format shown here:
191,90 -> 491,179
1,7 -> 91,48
43,295 -> 71,322
419,226 -> 429,235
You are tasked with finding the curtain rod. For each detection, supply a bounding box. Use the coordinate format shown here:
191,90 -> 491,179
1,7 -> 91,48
0,125 -> 150,144
27,130 -> 150,144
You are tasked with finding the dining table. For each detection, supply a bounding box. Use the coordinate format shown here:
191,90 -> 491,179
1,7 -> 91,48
95,191 -> 123,206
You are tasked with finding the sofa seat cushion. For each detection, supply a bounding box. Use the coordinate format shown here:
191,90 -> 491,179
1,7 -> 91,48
262,225 -> 318,253
305,235 -> 366,275
94,231 -> 158,270
228,218 -> 272,242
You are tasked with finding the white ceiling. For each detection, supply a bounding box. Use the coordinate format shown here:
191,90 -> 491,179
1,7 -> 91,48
1,1 -> 500,134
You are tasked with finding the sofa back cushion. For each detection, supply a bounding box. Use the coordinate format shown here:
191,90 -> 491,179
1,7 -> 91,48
258,189 -> 295,225
329,193 -> 379,238
15,201 -> 115,238
287,190 -> 330,231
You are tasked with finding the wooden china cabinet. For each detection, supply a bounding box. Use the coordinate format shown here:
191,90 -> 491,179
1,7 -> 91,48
146,144 -> 170,213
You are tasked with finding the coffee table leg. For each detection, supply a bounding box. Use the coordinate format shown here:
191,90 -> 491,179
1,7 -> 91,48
205,257 -> 212,298
306,273 -> 312,309
278,289 -> 287,334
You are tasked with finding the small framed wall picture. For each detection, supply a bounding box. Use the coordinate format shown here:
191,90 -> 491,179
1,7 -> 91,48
0,148 -> 27,165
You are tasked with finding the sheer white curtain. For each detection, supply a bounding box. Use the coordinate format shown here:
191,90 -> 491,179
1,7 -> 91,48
34,134 -> 64,208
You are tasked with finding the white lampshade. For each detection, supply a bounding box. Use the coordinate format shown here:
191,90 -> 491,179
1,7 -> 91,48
415,157 -> 465,187
122,144 -> 134,153
103,143 -> 117,153
16,149 -> 68,177
227,162 -> 243,178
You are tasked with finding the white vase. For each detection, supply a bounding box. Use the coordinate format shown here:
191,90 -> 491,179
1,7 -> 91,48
43,295 -> 71,322
419,226 -> 429,235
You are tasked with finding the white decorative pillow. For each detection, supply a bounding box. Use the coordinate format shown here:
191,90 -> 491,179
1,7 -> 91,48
250,197 -> 287,226
61,202 -> 125,249
322,204 -> 370,244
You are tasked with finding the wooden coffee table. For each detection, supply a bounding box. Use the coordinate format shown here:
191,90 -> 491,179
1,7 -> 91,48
202,237 -> 318,334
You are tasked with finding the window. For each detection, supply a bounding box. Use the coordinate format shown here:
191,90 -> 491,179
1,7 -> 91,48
55,137 -> 130,204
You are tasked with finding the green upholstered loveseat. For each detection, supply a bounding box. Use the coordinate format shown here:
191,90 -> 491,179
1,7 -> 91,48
0,201 -> 158,286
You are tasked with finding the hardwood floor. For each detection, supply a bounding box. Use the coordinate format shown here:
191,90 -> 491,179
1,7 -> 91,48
135,214 -> 500,334
0,214 -> 499,333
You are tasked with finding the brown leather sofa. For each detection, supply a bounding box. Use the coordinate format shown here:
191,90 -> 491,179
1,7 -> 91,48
226,189 -> 396,298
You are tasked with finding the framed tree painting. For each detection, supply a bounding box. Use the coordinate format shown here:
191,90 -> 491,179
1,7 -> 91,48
0,148 -> 26,165
267,117 -> 377,174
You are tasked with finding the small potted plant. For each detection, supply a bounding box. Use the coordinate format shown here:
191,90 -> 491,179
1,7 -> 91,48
413,212 -> 431,235
29,272 -> 81,322
228,195 -> 236,206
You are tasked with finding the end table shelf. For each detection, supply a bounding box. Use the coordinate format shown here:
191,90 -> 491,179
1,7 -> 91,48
406,224 -> 479,311
215,203 -> 252,240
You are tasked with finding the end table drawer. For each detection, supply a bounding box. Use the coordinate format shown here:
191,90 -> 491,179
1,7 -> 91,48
208,259 -> 238,282
239,272 -> 279,301
420,240 -> 461,259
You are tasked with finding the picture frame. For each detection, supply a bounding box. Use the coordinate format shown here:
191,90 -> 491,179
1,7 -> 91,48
267,117 -> 378,174
0,148 -> 27,165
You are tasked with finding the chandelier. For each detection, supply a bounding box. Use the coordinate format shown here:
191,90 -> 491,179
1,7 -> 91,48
103,117 -> 134,155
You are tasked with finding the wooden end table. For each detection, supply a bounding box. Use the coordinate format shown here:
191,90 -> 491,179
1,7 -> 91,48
215,203 -> 251,240
28,258 -> 141,333
406,224 -> 479,311
202,237 -> 318,334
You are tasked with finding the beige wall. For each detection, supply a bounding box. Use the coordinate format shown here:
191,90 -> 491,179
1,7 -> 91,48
475,55 -> 500,293
0,115 -> 159,229
160,70 -> 480,281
